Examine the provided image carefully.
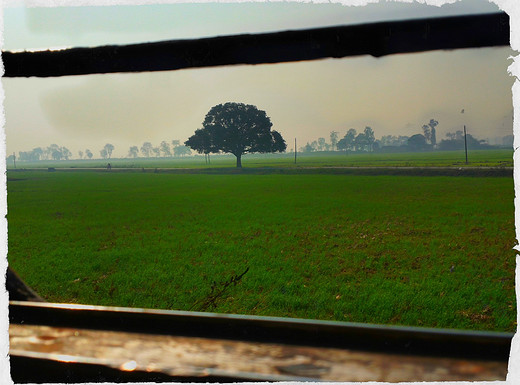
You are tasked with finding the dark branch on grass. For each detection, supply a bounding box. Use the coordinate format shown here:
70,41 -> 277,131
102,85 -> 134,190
190,266 -> 250,312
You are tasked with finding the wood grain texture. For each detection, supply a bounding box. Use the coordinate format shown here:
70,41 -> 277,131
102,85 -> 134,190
2,13 -> 509,78
10,324 -> 508,382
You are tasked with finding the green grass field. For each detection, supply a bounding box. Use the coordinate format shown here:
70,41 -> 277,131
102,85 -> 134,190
7,169 -> 516,332
10,149 -> 513,169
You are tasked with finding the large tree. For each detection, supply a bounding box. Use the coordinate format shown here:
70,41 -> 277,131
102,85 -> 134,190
185,102 -> 286,168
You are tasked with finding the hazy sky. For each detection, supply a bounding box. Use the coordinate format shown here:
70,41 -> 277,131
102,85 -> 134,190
1,0 -> 515,158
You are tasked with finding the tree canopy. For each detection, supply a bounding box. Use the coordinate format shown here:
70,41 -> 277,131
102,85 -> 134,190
408,134 -> 429,151
185,102 -> 286,167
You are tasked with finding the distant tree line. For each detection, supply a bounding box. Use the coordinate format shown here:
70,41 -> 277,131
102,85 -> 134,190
14,144 -> 75,162
8,115 -> 512,165
9,139 -> 194,163
300,127 -> 376,153
300,119 -> 510,154
128,140 -> 192,159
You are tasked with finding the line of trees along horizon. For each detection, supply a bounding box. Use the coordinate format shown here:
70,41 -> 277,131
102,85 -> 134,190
8,121 -> 513,163
300,120 -> 512,154
10,140 -> 193,163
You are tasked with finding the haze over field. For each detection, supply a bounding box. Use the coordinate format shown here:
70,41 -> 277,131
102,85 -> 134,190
1,0 -> 515,158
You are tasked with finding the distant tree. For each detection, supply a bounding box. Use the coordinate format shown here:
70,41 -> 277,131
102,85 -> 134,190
330,131 -> 339,151
160,141 -> 172,157
345,129 -> 357,151
33,147 -> 43,160
85,149 -> 93,159
438,133 -> 486,151
100,148 -> 108,159
428,119 -> 438,146
78,150 -> 84,159
397,135 -> 410,146
364,126 -> 375,151
18,147 -> 44,162
171,139 -> 180,147
61,147 -> 72,160
41,147 -> 51,160
380,135 -> 393,147
303,143 -> 315,152
48,144 -> 59,153
173,145 -> 192,157
445,132 -> 455,140
422,119 -> 438,146
141,142 -> 153,157
381,135 -> 409,148
152,147 -> 161,157
317,137 -> 326,151
47,144 -> 62,161
103,143 -> 115,159
18,151 -> 31,162
353,133 -> 368,151
336,137 -> 347,151
51,150 -> 62,161
128,146 -> 139,158
338,129 -> 357,152
185,102 -> 286,168
422,125 -> 431,143
336,138 -> 347,151
407,134 -> 429,151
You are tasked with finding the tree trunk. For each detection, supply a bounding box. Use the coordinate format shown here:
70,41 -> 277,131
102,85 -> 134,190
236,153 -> 242,168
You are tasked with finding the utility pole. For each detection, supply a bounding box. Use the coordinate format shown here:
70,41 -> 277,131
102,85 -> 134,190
461,109 -> 468,164
463,125 -> 468,164
294,138 -> 297,164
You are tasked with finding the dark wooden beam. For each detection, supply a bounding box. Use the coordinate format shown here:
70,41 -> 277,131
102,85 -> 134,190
2,12 -> 509,78
9,301 -> 513,361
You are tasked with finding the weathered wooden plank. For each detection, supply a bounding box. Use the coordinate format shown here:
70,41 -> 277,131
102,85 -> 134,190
9,301 -> 513,361
10,324 -> 508,382
2,12 -> 509,78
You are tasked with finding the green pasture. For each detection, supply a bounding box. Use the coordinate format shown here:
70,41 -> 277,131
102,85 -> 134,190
9,148 -> 513,169
7,170 -> 516,332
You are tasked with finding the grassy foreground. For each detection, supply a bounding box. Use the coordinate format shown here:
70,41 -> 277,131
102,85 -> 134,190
7,171 -> 516,332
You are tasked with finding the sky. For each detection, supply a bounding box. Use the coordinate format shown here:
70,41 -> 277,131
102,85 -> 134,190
1,0 -> 516,158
